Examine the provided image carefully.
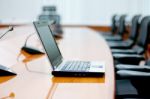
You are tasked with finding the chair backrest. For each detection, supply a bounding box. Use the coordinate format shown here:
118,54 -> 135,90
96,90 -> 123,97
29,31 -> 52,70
137,16 -> 150,49
111,15 -> 117,33
133,16 -> 150,54
43,6 -> 56,14
39,15 -> 61,24
129,15 -> 141,41
117,15 -> 126,35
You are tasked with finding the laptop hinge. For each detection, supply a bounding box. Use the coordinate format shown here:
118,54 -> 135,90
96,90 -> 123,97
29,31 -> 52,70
54,58 -> 63,69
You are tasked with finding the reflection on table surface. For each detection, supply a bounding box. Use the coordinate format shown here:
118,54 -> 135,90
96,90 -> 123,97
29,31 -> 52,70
0,26 -> 114,99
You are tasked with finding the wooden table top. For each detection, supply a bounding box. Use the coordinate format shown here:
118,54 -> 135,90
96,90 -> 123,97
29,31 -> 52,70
0,25 -> 115,99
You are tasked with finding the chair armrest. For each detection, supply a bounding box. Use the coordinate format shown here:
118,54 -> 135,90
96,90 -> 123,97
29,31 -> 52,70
112,49 -> 137,54
113,54 -> 144,64
116,64 -> 150,72
113,54 -> 144,59
117,70 -> 150,79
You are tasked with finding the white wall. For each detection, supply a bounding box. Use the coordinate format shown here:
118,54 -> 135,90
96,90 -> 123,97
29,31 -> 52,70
0,0 -> 150,26
0,0 -> 43,23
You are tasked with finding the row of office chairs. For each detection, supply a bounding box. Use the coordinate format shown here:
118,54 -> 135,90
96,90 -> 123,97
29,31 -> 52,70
104,15 -> 150,65
108,15 -> 141,49
100,15 -> 150,99
113,16 -> 150,65
116,59 -> 150,99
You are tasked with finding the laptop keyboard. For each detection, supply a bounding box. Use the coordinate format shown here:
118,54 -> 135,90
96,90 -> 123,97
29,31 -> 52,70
61,61 -> 90,71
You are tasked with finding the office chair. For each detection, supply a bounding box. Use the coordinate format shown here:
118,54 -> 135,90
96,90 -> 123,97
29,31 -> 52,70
107,15 -> 141,49
116,59 -> 150,99
39,14 -> 63,34
49,15 -> 63,34
39,5 -> 63,34
111,15 -> 118,34
101,14 -> 118,35
113,16 -> 150,65
104,15 -> 126,41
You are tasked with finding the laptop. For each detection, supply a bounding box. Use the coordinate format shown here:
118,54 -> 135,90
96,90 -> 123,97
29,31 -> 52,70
33,21 -> 105,77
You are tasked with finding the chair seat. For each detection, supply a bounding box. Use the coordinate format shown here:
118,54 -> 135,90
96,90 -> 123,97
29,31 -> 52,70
108,39 -> 133,49
116,64 -> 150,71
116,80 -> 138,96
112,49 -> 137,54
113,54 -> 144,64
100,31 -> 112,36
104,35 -> 122,41
113,53 -> 144,59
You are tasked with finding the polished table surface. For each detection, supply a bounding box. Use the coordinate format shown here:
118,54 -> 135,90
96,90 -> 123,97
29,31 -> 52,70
0,25 -> 115,99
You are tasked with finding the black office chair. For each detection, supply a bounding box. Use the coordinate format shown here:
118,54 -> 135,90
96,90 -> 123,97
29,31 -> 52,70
107,15 -> 141,49
116,59 -> 150,99
111,14 -> 118,34
101,15 -> 118,35
113,16 -> 150,65
111,15 -> 118,34
38,5 -> 63,34
39,14 -> 63,34
104,15 -> 126,41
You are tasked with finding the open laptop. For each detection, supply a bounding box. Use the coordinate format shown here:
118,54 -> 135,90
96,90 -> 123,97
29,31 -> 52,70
33,21 -> 105,77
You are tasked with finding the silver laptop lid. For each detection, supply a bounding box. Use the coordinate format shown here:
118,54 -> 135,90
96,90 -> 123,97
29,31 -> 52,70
33,21 -> 63,70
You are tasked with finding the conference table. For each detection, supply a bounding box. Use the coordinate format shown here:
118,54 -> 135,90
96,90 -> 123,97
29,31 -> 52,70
0,25 -> 115,99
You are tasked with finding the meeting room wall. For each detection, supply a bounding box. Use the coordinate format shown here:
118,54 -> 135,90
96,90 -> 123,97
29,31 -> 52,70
0,0 -> 149,26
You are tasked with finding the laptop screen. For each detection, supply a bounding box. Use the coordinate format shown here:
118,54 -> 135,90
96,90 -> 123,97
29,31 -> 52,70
33,22 -> 62,69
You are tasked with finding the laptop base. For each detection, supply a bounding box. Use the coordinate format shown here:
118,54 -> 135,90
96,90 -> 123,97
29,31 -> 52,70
52,71 -> 104,77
